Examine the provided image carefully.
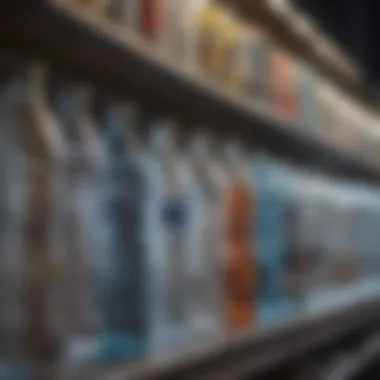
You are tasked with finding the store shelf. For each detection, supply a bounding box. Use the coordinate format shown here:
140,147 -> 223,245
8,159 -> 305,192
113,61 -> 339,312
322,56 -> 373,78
0,1 -> 379,182
65,293 -> 380,380
220,0 -> 367,105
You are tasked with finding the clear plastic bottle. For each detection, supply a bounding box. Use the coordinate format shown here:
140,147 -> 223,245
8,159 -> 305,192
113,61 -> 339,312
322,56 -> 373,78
48,80 -> 105,374
96,100 -> 147,364
143,121 -> 190,353
184,132 -> 225,344
0,60 -> 35,380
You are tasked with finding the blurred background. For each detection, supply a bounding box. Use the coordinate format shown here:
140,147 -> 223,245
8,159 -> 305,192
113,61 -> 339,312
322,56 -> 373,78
1,1 -> 380,380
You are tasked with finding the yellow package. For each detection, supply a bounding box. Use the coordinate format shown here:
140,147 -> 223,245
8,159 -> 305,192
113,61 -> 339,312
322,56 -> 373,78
197,1 -> 223,79
217,10 -> 241,92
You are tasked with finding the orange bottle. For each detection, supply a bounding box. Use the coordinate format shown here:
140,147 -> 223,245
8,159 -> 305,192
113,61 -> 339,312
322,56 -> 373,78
224,143 -> 256,331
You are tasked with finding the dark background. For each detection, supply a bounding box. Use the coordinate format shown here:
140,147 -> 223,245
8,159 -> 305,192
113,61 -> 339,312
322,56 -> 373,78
290,0 -> 378,84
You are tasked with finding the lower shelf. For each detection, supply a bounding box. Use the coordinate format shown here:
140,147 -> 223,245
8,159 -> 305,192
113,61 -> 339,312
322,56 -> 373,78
68,288 -> 380,380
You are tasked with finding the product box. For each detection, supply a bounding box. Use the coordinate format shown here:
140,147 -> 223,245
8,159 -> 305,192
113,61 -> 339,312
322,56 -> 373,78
140,0 -> 166,45
197,1 -> 224,80
105,0 -> 140,28
240,25 -> 270,107
216,9 -> 241,92
317,80 -> 338,146
68,0 -> 106,16
298,62 -> 318,132
269,47 -> 299,121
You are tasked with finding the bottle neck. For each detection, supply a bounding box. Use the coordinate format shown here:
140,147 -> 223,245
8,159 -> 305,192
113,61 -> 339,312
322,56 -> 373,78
149,122 -> 177,160
50,85 -> 82,143
103,103 -> 135,160
25,63 -> 48,107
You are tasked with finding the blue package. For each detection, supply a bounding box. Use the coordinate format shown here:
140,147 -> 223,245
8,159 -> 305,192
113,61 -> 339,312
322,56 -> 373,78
251,156 -> 291,325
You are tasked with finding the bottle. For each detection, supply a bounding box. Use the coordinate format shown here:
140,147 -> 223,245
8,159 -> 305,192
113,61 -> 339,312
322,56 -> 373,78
294,175 -> 326,307
139,119 -> 173,356
223,141 -> 255,331
15,62 -> 67,379
308,178 -> 330,298
282,168 -> 310,310
143,121 -> 189,353
184,132 -> 225,344
282,184 -> 301,309
0,61 -> 33,380
48,80 -> 104,374
251,156 -> 289,325
97,100 -> 147,363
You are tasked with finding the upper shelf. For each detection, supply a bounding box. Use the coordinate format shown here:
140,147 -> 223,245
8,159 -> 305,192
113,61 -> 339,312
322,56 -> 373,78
219,0 -> 366,96
0,0 -> 380,182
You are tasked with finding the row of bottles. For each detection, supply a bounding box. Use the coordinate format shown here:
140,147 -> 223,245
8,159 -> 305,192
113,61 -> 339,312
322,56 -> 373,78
63,0 -> 380,164
1,59 -> 380,379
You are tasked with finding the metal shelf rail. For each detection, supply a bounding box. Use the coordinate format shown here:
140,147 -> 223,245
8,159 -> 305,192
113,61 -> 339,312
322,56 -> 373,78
73,294 -> 380,380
